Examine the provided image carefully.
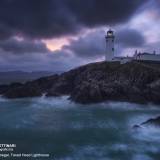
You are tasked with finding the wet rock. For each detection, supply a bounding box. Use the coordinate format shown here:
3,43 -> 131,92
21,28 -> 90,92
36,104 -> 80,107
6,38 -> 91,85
141,116 -> 160,127
0,83 -> 23,95
0,85 -> 9,95
3,75 -> 59,98
4,86 -> 42,98
70,81 -> 103,104
132,125 -> 141,129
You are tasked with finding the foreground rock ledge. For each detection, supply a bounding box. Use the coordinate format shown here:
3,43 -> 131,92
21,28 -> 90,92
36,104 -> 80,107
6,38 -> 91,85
133,116 -> 160,128
1,60 -> 160,104
141,116 -> 160,127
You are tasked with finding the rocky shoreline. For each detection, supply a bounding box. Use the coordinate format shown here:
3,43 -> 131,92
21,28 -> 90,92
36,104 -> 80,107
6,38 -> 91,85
0,60 -> 160,105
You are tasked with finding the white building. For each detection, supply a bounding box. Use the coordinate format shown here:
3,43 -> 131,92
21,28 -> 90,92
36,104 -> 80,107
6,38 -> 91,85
105,29 -> 115,61
105,29 -> 160,63
134,52 -> 160,62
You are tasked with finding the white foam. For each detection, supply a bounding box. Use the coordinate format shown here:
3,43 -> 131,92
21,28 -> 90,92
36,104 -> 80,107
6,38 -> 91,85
64,145 -> 111,160
70,119 -> 118,130
99,101 -> 160,111
99,102 -> 138,111
0,95 -> 9,102
135,125 -> 160,142
30,95 -> 75,110
132,154 -> 153,160
111,144 -> 128,151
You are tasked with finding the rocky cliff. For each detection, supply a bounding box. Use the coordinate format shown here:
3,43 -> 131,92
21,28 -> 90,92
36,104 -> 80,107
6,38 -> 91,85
1,60 -> 160,104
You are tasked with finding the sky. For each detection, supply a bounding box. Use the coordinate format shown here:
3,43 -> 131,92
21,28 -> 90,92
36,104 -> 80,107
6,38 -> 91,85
0,0 -> 159,71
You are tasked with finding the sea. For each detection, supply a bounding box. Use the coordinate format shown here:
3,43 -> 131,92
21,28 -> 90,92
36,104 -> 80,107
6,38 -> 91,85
0,96 -> 159,160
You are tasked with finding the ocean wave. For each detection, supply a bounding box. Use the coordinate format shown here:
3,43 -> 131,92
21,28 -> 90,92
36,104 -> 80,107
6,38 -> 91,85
30,95 -> 76,110
133,125 -> 160,142
100,101 -> 160,111
0,95 -> 9,102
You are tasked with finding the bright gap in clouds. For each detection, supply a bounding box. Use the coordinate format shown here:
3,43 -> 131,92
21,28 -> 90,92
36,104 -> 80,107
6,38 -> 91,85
42,28 -> 104,52
43,38 -> 69,51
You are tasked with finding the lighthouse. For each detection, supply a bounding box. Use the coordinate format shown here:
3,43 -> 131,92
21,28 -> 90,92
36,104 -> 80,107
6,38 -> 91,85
105,29 -> 115,61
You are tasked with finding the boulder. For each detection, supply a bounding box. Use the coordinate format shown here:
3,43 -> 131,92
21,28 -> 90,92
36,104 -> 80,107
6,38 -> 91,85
141,116 -> 160,127
71,81 -> 103,104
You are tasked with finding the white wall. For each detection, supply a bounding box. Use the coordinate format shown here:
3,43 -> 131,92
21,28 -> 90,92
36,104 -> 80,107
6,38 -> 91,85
106,37 -> 114,61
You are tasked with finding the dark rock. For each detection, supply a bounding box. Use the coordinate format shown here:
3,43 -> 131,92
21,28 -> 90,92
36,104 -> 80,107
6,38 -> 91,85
70,81 -> 103,104
141,116 -> 160,127
3,75 -> 59,98
132,125 -> 141,129
4,86 -> 42,98
0,83 -> 23,95
0,85 -> 9,95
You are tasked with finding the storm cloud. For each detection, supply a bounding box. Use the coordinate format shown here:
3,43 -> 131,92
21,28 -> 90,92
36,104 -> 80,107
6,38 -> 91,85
116,28 -> 145,47
0,0 -> 146,39
63,30 -> 105,58
0,0 -> 158,72
0,38 -> 50,54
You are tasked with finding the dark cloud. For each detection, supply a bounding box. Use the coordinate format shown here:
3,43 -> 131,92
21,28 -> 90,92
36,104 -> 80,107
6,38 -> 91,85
116,28 -> 145,47
154,0 -> 160,8
63,30 -> 105,58
66,0 -> 146,27
0,0 -> 146,39
0,0 -> 155,72
0,38 -> 50,54
0,49 -> 84,72
0,24 -> 13,40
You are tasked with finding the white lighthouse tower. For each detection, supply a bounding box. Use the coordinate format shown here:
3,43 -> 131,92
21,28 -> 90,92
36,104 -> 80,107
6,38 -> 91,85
105,29 -> 115,61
